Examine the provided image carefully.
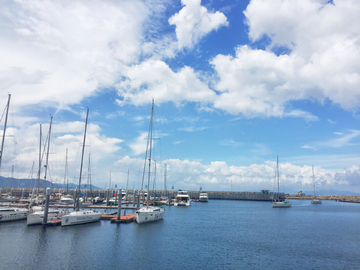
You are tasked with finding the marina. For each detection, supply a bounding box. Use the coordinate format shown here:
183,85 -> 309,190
0,199 -> 359,269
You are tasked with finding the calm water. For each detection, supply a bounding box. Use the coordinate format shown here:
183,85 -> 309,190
1,200 -> 359,270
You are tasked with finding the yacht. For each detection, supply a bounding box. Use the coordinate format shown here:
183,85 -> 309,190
272,157 -> 291,208
61,210 -> 102,226
311,166 -> 322,204
60,194 -> 74,205
27,207 -> 69,225
135,206 -> 165,224
174,190 -> 191,206
0,207 -> 29,222
199,192 -> 209,202
135,99 -> 165,224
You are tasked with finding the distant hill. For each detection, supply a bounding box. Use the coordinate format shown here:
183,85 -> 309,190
0,176 -> 100,190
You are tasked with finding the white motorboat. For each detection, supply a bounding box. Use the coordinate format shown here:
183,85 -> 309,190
311,166 -> 322,204
135,99 -> 165,224
60,194 -> 74,205
0,207 -> 29,222
135,206 -> 165,224
61,210 -> 102,226
272,157 -> 291,208
199,192 -> 208,202
174,190 -> 191,206
27,208 -> 69,225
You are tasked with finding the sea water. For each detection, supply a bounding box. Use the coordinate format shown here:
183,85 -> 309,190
0,200 -> 359,270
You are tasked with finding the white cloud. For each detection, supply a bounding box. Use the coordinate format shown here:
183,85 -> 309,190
169,0 -> 228,50
0,120 -> 123,183
243,0 -> 360,111
0,0 -> 149,110
116,59 -> 216,107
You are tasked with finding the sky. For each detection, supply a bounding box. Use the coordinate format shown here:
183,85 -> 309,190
0,0 -> 359,195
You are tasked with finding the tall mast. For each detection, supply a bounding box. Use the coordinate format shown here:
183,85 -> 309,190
37,124 -> 42,195
312,165 -> 315,196
76,108 -> 89,211
146,99 -> 154,204
64,148 -> 68,193
164,163 -> 167,197
0,94 -> 11,170
88,153 -> 91,193
43,116 -> 52,195
277,156 -> 279,194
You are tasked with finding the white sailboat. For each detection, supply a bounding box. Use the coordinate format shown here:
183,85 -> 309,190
135,99 -> 165,224
61,109 -> 102,227
272,157 -> 291,208
0,207 -> 28,222
27,206 -> 69,226
311,166 -> 322,204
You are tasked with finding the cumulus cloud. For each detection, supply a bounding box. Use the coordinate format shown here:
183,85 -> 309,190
116,59 -> 216,107
0,120 -> 122,183
243,0 -> 360,111
0,0 -> 149,110
168,0 -> 228,50
114,157 -> 360,192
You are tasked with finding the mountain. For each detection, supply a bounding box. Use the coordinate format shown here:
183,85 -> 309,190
0,176 -> 100,190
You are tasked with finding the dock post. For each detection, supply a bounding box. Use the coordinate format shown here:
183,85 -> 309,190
132,189 -> 136,207
74,188 -> 77,210
116,188 -> 122,220
106,188 -> 110,206
136,190 -> 140,209
43,187 -> 51,225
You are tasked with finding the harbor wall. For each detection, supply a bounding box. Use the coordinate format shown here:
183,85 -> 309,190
1,188 -> 275,201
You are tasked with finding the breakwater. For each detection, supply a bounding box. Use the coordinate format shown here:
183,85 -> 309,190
1,188 -> 275,201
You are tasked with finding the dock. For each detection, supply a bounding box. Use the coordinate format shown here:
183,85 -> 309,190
46,213 -> 136,226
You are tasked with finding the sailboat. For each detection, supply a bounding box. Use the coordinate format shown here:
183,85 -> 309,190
311,166 -> 322,204
61,109 -> 102,227
272,156 -> 291,208
135,99 -> 165,224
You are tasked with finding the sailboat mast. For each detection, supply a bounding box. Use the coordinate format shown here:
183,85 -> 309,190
88,153 -> 91,193
312,165 -> 315,196
147,99 -> 154,204
277,156 -> 280,194
64,148 -> 68,193
0,94 -> 11,170
37,124 -> 42,195
43,116 -> 53,195
77,108 -> 89,211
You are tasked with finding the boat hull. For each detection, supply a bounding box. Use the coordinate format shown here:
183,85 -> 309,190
174,200 -> 191,206
311,199 -> 322,204
272,201 -> 292,208
61,210 -> 102,226
27,210 -> 69,225
135,206 -> 164,224
0,208 -> 29,222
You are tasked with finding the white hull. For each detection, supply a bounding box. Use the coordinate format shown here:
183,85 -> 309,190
0,207 -> 29,222
174,200 -> 191,206
312,199 -> 322,204
60,198 -> 74,205
199,193 -> 208,202
272,201 -> 292,208
174,190 -> 191,206
135,206 -> 164,224
27,209 -> 69,225
61,210 -> 102,226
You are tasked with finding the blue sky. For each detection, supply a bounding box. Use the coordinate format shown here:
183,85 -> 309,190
0,0 -> 359,195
